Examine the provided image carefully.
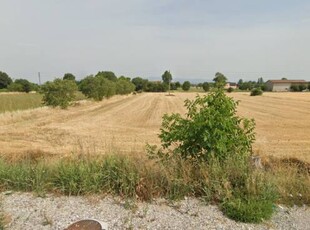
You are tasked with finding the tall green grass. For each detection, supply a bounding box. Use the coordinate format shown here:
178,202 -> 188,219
0,91 -> 86,113
0,93 -> 43,113
0,153 -> 308,223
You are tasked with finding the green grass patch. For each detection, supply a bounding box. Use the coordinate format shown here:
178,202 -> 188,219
0,93 -> 43,113
0,153 -> 308,223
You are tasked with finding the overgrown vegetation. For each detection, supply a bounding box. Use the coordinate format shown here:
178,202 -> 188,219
40,78 -> 78,109
150,88 -> 255,161
147,84 -> 278,223
0,152 -> 308,222
0,93 -> 43,113
250,88 -> 263,96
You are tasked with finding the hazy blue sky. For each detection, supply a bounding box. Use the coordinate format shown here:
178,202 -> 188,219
1,0 -> 310,83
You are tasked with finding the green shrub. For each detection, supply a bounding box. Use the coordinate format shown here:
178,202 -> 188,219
182,81 -> 191,91
250,88 -> 263,96
40,79 -> 77,108
202,82 -> 210,92
221,196 -> 274,223
149,88 -> 255,161
79,75 -> 116,101
227,87 -> 234,93
116,79 -> 135,95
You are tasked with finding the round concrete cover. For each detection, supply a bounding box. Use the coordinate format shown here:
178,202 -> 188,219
65,219 -> 102,230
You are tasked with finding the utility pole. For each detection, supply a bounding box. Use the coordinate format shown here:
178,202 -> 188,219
38,72 -> 41,85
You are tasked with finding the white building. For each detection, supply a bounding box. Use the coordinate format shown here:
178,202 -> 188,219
266,80 -> 307,92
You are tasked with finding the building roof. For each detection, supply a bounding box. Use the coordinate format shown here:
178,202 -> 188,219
267,80 -> 307,84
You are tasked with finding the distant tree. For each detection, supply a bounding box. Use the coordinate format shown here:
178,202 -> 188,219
7,82 -> 23,92
145,81 -> 167,92
170,82 -> 177,90
202,82 -> 210,92
182,81 -> 191,91
63,73 -> 76,81
308,83 -> 310,90
257,77 -> 264,85
213,72 -> 227,88
0,71 -> 12,89
116,78 -> 135,95
298,84 -> 307,91
162,70 -> 172,94
227,87 -> 234,93
281,77 -> 288,80
238,79 -> 243,86
40,79 -> 77,109
79,75 -> 116,101
175,81 -> 181,89
96,71 -> 117,82
119,76 -> 131,81
290,85 -> 299,92
197,83 -> 203,89
131,77 -> 148,91
162,71 -> 172,84
14,79 -> 32,93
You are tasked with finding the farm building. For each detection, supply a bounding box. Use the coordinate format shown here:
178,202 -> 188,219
224,82 -> 238,89
266,80 -> 307,92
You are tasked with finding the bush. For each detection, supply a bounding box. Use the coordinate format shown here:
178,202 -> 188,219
227,87 -> 234,93
182,81 -> 191,91
116,79 -> 135,95
79,75 -> 116,101
202,82 -> 210,92
0,71 -> 12,89
250,88 -> 263,96
40,79 -> 77,109
221,196 -> 274,223
149,88 -> 255,162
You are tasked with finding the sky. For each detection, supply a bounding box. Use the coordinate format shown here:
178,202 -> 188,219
0,0 -> 310,83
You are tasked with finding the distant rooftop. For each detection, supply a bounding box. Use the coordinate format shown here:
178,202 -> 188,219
267,80 -> 307,83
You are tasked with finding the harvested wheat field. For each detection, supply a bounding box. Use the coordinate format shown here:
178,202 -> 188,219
0,92 -> 309,162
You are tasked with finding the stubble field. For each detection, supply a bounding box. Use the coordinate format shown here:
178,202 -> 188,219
0,92 -> 309,162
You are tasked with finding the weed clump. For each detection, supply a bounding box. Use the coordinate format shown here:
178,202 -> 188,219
148,86 -> 277,222
250,88 -> 263,96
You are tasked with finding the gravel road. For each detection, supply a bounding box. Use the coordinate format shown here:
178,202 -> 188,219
1,192 -> 309,230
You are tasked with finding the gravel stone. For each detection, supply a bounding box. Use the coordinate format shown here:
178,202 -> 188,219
1,192 -> 309,230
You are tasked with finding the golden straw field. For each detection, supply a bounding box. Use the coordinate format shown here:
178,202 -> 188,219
0,92 -> 309,162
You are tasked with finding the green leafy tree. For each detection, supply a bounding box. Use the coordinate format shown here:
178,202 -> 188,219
96,71 -> 117,82
7,82 -> 23,92
14,79 -> 32,93
298,84 -> 307,91
213,72 -> 227,88
0,71 -> 12,89
202,82 -> 210,92
40,79 -> 77,109
308,83 -> 310,90
162,71 -> 172,85
227,87 -> 234,93
175,81 -> 181,89
182,81 -> 191,91
63,73 -> 76,81
162,70 -> 172,94
150,88 -> 255,161
131,77 -> 148,91
79,75 -> 116,100
116,78 -> 135,95
145,81 -> 167,92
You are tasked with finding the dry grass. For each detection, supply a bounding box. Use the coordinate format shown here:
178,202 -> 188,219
0,92 -> 309,163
